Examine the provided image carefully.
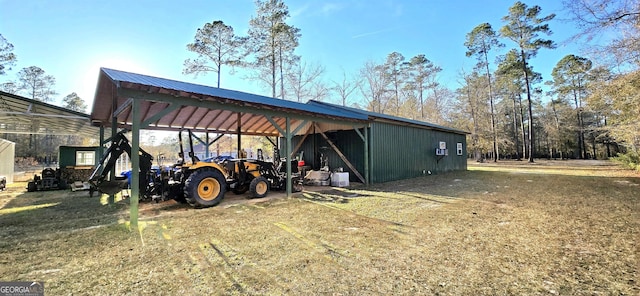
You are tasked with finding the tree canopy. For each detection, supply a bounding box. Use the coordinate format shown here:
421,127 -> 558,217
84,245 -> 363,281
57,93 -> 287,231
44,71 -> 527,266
62,92 -> 87,113
0,34 -> 17,75
17,66 -> 57,102
247,0 -> 301,98
183,20 -> 245,88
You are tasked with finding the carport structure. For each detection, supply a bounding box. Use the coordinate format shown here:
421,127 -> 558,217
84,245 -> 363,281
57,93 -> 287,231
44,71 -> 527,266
90,68 -> 369,228
0,90 -> 99,137
0,91 -> 103,184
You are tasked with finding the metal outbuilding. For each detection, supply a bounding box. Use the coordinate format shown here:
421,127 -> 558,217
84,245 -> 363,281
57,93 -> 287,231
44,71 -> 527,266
289,101 -> 468,184
90,68 -> 468,227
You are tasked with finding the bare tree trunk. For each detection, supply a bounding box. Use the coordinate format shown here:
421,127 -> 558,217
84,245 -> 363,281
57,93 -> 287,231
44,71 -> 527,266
521,50 -> 535,163
511,94 -> 521,160
551,100 -> 562,159
271,40 -> 277,98
465,75 -> 481,161
517,94 -> 527,160
483,52 -> 498,162
579,112 -> 587,158
216,46 -> 222,88
278,46 -> 285,100
419,85 -> 424,119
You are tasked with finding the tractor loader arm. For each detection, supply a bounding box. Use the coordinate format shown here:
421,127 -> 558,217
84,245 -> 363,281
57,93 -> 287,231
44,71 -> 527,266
88,131 -> 153,194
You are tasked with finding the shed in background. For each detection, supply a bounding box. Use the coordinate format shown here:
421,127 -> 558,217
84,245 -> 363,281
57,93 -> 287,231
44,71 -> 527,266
0,139 -> 15,184
58,146 -> 101,183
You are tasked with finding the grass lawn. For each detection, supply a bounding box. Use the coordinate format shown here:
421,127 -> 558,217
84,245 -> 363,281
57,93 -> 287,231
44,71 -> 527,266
0,160 -> 638,295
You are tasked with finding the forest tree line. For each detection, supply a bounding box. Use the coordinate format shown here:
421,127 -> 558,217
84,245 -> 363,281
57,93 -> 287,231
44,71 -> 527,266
1,0 -> 638,168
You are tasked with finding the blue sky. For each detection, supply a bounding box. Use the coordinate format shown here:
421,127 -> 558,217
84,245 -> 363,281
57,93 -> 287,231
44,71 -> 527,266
1,0 -> 593,111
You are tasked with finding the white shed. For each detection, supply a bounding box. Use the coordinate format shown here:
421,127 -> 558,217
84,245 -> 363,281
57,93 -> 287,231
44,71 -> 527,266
0,139 -> 15,184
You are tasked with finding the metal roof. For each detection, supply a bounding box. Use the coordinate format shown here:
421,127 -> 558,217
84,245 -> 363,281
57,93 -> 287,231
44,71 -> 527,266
0,91 -> 101,137
91,68 -> 367,136
307,100 -> 470,135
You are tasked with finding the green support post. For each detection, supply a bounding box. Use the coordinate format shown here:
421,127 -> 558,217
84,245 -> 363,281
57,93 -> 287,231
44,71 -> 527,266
205,132 -> 210,159
109,109 -> 117,205
362,126 -> 369,185
285,117 -> 292,197
237,113 -> 242,158
98,126 -> 104,162
129,99 -> 141,230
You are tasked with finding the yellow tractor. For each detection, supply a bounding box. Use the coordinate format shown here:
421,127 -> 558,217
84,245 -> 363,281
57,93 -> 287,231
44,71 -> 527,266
175,130 -> 302,208
89,130 -> 300,208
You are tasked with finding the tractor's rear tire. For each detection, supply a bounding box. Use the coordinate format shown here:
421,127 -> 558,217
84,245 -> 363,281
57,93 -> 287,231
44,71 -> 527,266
249,176 -> 269,198
27,182 -> 36,192
184,168 -> 226,208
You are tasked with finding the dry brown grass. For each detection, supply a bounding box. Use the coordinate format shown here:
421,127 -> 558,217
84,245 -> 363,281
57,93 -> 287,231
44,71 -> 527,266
0,159 -> 638,295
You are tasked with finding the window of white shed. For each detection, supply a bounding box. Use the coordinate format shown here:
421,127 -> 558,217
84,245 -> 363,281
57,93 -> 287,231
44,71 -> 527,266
76,151 -> 95,166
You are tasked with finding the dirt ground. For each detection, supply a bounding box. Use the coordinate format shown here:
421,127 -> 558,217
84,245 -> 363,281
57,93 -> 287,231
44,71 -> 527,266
0,159 -> 638,295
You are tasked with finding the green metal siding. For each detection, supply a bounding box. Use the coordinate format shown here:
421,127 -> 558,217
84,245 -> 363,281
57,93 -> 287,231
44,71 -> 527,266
369,122 -> 467,183
58,146 -> 100,168
289,122 -> 467,184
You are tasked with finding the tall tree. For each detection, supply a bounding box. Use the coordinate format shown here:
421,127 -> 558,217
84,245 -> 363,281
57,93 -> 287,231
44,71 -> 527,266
459,71 -> 483,160
586,66 -> 617,157
247,0 -> 301,98
551,54 -> 593,158
332,70 -> 359,106
383,52 -> 405,116
62,92 -> 87,113
17,66 -> 57,102
183,20 -> 246,88
454,69 -> 492,161
465,23 -> 503,162
500,1 -> 555,162
359,60 -> 390,113
286,60 -> 326,102
404,54 -> 441,119
15,66 -> 57,155
496,49 -> 536,160
0,34 -> 17,75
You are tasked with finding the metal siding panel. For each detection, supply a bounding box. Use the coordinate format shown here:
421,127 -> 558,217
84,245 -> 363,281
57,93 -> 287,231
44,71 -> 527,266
291,122 -> 468,184
59,146 -> 75,167
370,122 -> 467,183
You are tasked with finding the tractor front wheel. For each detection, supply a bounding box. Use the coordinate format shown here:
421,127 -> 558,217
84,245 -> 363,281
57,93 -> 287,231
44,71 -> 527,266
184,168 -> 226,208
249,176 -> 269,198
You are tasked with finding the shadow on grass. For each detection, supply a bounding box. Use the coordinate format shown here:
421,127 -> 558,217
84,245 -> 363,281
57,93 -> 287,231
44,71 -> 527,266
0,187 -> 129,239
300,189 -> 374,204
